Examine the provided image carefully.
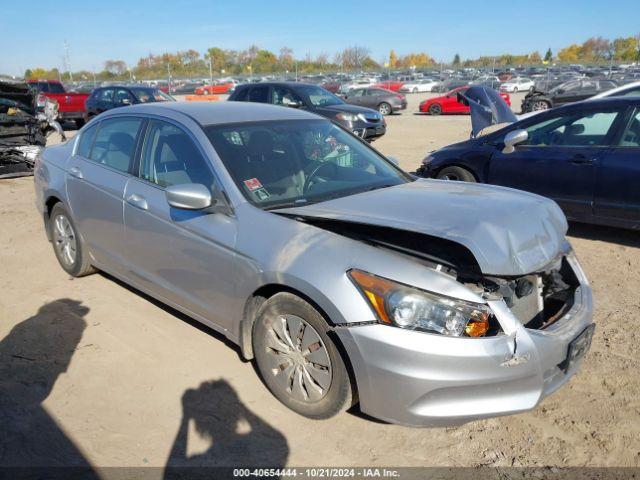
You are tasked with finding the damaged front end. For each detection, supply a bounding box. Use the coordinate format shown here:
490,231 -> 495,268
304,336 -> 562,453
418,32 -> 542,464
1,81 -> 64,179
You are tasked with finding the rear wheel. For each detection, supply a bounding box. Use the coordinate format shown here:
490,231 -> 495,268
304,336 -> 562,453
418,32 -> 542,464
412,87 -> 418,93
203,89 -> 209,95
428,103 -> 442,115
253,292 -> 354,419
49,203 -> 96,277
378,102 -> 392,115
437,166 -> 476,182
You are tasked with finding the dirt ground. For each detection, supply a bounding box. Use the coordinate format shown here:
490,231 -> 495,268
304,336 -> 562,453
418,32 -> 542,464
1,92 -> 639,474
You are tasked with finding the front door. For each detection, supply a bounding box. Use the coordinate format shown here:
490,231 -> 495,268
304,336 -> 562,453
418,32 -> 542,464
488,107 -> 623,220
123,119 -> 238,332
594,107 -> 640,224
66,116 -> 143,271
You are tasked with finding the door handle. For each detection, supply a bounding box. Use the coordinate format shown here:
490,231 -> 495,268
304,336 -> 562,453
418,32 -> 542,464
126,193 -> 148,211
570,155 -> 595,165
68,166 -> 83,179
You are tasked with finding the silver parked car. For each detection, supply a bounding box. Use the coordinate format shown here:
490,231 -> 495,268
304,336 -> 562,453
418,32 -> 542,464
34,102 -> 594,426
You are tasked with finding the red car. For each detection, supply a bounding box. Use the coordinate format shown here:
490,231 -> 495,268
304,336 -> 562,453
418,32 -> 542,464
28,80 -> 90,128
195,82 -> 234,95
374,81 -> 404,92
419,86 -> 510,115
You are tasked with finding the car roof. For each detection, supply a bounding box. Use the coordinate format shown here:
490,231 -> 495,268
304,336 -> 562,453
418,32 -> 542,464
235,82 -> 319,89
108,100 -> 323,125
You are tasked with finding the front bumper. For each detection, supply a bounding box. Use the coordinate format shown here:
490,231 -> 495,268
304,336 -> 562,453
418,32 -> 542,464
336,254 -> 594,427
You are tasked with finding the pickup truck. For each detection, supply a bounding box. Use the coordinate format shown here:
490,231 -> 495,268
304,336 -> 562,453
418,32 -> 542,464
28,80 -> 90,128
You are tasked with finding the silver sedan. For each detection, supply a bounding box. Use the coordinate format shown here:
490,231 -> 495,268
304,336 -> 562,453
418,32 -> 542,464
34,101 -> 594,426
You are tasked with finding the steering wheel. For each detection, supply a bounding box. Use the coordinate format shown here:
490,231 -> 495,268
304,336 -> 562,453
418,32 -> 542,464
304,162 -> 338,193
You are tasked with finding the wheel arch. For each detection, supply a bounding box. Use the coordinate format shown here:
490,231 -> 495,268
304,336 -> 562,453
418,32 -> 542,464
239,282 -> 360,403
43,194 -> 64,241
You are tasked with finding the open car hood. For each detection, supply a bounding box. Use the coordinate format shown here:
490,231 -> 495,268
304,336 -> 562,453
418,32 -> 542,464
277,180 -> 568,277
458,85 -> 517,138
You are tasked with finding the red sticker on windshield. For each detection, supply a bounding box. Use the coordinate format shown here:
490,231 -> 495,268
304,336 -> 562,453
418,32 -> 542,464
243,178 -> 263,191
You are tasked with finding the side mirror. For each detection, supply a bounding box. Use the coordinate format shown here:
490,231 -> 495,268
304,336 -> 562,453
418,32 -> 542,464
556,88 -> 565,94
121,98 -> 132,105
166,183 -> 213,210
502,129 -> 528,154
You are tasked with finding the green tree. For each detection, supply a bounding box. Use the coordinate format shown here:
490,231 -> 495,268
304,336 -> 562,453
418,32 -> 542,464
452,53 -> 461,66
205,47 -> 228,72
544,48 -> 553,62
613,36 -> 639,61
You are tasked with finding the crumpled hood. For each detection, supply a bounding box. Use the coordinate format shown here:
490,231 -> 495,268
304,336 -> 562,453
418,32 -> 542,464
278,179 -> 568,276
459,85 -> 517,138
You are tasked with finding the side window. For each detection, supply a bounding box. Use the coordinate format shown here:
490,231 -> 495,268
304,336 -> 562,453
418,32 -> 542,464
272,86 -> 301,106
140,120 -> 214,189
114,88 -> 134,105
248,86 -> 269,103
233,88 -> 249,102
619,109 -> 640,147
525,110 -> 620,147
351,89 -> 366,97
75,123 -> 98,158
89,117 -> 142,173
97,88 -> 114,102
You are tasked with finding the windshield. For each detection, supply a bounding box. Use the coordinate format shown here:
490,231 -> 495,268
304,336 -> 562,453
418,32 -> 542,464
295,85 -> 344,107
204,119 -> 411,210
132,88 -> 173,103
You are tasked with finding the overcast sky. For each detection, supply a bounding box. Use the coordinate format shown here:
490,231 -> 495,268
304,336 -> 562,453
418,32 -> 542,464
4,0 -> 639,76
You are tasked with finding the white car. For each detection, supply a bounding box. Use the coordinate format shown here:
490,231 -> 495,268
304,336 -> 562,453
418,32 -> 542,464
399,79 -> 440,93
499,77 -> 535,93
339,78 -> 378,94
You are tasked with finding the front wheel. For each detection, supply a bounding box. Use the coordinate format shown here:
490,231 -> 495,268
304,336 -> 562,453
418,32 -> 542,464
428,103 -> 442,115
378,102 -> 392,115
412,87 -> 418,93
531,100 -> 550,111
436,166 -> 476,182
49,203 -> 96,277
513,86 -> 518,93
252,293 -> 354,419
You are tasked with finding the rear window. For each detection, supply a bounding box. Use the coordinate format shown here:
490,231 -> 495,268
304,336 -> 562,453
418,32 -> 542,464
89,117 -> 142,173
76,124 -> 98,158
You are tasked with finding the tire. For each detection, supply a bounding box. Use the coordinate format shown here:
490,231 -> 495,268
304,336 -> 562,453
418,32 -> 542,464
203,89 -> 209,95
49,203 -> 96,277
436,166 -> 476,182
513,86 -> 518,93
378,102 -> 392,115
412,87 -> 418,93
531,100 -> 550,111
253,292 -> 354,419
428,103 -> 442,115
74,119 -> 85,129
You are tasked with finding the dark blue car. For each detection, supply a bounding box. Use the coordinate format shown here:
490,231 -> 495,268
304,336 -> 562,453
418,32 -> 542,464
418,94 -> 640,230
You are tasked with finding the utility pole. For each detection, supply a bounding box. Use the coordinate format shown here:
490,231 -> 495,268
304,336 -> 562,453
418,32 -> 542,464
167,62 -> 172,92
64,39 -> 73,82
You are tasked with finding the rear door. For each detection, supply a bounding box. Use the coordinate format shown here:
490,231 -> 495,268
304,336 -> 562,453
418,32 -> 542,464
594,106 -> 640,224
66,116 -> 143,271
488,106 -> 623,220
123,118 -> 238,331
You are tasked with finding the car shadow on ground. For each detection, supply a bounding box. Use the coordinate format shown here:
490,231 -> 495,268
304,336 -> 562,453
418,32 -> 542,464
0,299 -> 100,478
568,222 -> 640,248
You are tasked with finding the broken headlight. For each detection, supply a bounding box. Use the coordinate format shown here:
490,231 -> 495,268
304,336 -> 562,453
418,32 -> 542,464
348,269 -> 493,337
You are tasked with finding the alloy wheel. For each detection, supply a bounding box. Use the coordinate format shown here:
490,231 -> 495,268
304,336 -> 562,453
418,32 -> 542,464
532,101 -> 549,111
378,103 -> 391,115
263,314 -> 332,403
53,214 -> 77,266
